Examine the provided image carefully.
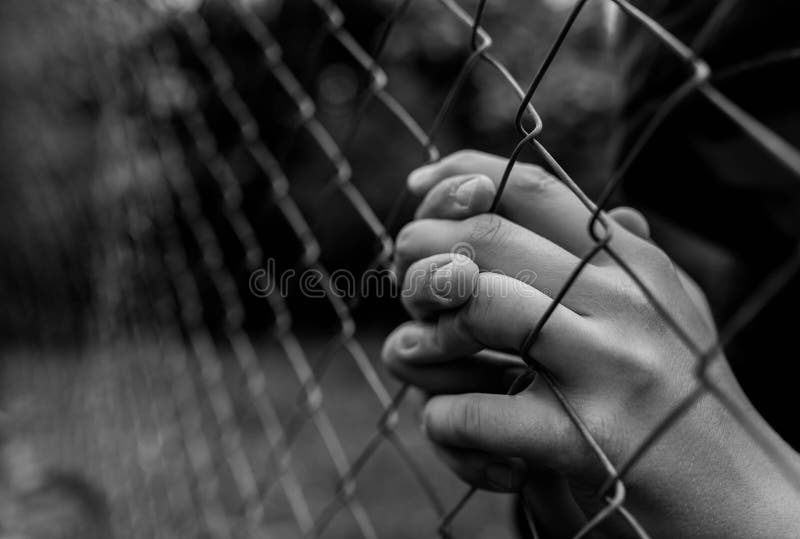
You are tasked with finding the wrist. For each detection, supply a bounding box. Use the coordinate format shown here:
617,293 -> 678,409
626,389 -> 800,538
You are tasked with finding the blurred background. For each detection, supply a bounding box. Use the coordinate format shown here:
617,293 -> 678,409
0,1 -> 620,537
0,0 -> 619,343
1,0 -> 799,537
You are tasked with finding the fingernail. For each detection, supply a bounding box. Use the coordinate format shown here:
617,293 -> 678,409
432,262 -> 454,299
454,177 -> 480,207
485,463 -> 514,490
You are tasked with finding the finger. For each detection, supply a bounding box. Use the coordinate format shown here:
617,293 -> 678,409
383,341 -> 527,395
431,444 -> 528,493
434,438 -> 587,533
408,150 -> 626,260
606,207 -> 714,324
395,215 -> 608,314
608,206 -> 650,239
414,174 -> 496,220
383,271 -> 599,376
401,253 -> 480,320
422,383 -> 581,471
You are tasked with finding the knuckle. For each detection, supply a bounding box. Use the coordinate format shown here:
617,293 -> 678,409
621,283 -> 653,316
446,149 -> 483,167
570,410 -> 621,471
438,149 -> 494,177
620,342 -> 664,388
443,175 -> 466,200
514,164 -> 559,196
608,258 -> 663,315
468,276 -> 496,318
594,318 -> 668,395
636,243 -> 676,279
466,214 -> 508,247
450,397 -> 484,445
644,243 -> 672,267
619,287 -> 670,347
549,414 -> 595,471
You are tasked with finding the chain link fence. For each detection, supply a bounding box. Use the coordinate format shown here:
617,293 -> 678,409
1,0 -> 799,538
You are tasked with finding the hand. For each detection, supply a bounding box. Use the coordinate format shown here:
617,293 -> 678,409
383,151 -> 800,538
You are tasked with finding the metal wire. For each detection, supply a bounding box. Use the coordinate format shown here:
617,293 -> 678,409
4,0 -> 800,537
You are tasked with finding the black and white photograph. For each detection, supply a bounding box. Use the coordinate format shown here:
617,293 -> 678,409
1,0 -> 799,537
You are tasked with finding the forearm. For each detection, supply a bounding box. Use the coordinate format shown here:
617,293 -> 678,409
626,388 -> 800,538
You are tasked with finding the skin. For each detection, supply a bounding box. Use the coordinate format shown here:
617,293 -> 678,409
382,150 -> 800,538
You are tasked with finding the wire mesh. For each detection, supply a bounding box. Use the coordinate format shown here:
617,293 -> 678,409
2,0 -> 799,538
